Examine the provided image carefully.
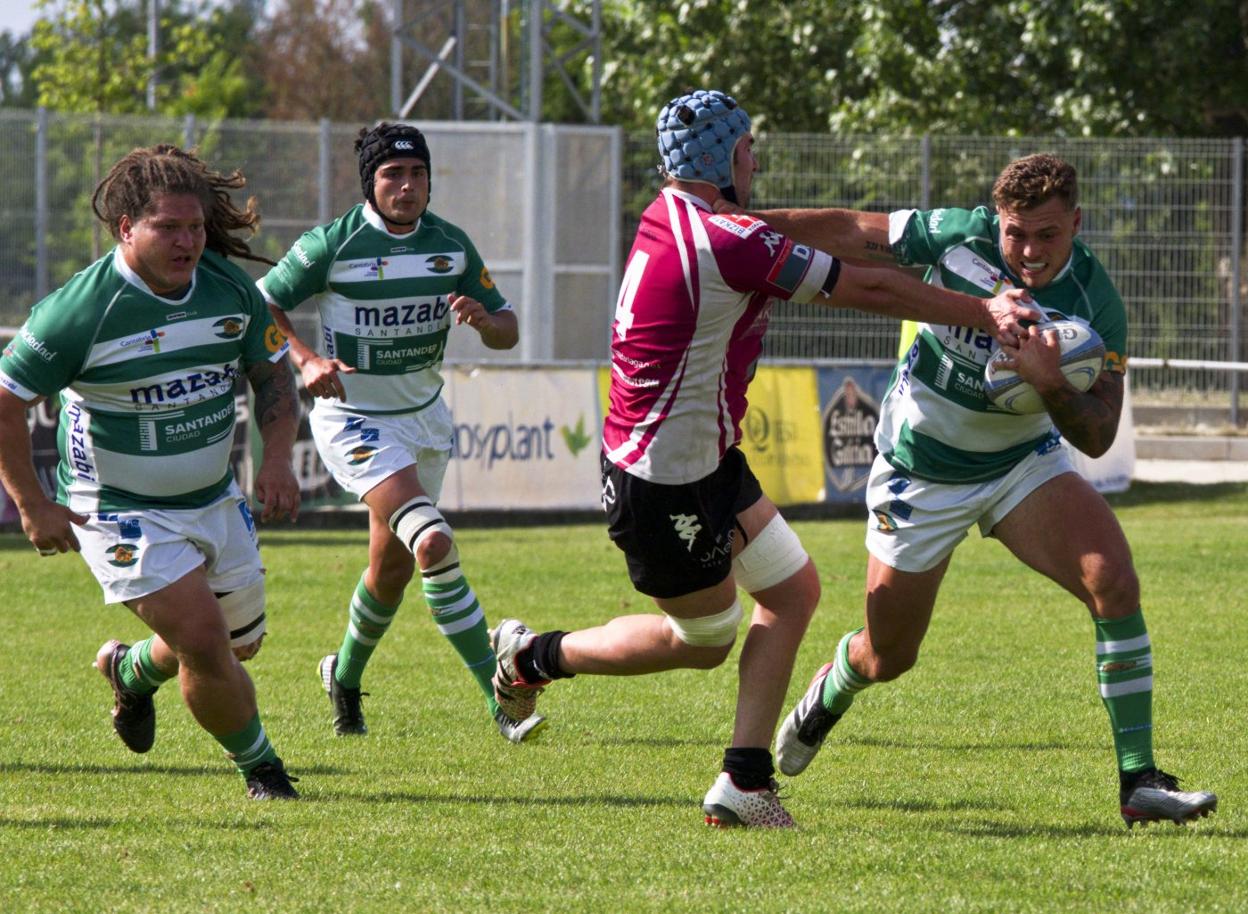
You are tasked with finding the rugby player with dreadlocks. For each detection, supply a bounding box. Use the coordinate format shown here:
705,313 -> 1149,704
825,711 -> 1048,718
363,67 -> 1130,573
0,145 -> 301,799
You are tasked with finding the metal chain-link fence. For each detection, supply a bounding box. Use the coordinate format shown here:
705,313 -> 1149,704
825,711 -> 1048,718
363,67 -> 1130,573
1,109 -> 1243,410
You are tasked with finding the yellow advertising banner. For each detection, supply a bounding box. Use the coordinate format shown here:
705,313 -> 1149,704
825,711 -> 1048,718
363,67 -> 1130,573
738,365 -> 825,506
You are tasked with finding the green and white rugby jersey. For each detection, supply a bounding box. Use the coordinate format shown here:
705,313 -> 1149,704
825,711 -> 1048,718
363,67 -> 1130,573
881,205 -> 1128,483
0,248 -> 289,512
259,204 -> 510,415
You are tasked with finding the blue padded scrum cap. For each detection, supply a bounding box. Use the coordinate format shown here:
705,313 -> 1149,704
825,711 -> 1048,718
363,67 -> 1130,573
656,90 -> 751,189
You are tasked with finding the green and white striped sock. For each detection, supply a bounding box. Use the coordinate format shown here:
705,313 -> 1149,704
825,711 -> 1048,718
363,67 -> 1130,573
119,637 -> 172,694
217,712 -> 278,776
335,573 -> 400,690
422,557 -> 497,709
1095,609 -> 1155,773
821,628 -> 872,715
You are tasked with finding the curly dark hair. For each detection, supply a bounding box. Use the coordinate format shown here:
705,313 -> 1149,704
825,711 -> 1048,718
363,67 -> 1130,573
91,144 -> 274,265
992,153 -> 1078,212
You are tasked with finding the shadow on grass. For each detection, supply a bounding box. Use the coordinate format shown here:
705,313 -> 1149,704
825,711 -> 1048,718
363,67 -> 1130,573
850,736 -> 1090,752
0,816 -> 275,831
938,819 -> 1243,839
0,761 -> 347,777
850,797 -> 1002,814
313,788 -> 691,809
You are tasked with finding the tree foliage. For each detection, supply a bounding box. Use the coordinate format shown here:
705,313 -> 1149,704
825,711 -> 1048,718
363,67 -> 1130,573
27,0 -> 260,118
250,0 -> 392,122
592,0 -> 1247,137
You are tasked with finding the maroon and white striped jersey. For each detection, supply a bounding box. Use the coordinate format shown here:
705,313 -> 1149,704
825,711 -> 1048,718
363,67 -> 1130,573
603,188 -> 837,484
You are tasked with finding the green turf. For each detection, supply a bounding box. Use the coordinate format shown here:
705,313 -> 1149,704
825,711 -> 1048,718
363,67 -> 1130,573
1,481 -> 1244,912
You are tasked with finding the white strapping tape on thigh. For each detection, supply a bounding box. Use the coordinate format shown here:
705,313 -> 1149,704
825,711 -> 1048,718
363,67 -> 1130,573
218,578 -> 266,649
733,513 -> 809,594
665,598 -> 742,647
390,496 -> 454,554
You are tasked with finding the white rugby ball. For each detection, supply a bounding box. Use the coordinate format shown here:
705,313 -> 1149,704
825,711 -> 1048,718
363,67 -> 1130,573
983,319 -> 1105,414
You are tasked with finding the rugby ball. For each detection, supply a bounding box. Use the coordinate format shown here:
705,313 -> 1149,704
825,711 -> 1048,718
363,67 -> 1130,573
983,319 -> 1105,414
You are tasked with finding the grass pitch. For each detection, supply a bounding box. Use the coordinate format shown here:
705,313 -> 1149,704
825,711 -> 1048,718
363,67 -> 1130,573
1,481 -> 1245,913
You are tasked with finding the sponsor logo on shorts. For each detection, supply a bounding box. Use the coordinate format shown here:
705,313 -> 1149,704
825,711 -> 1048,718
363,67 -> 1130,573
425,255 -> 453,274
238,500 -> 256,535
265,324 -> 288,353
213,317 -> 244,339
347,445 -> 378,465
670,513 -> 703,552
873,511 -> 898,533
106,543 -> 140,567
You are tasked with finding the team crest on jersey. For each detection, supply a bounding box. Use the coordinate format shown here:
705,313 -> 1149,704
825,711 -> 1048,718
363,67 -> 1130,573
213,317 -> 244,339
264,324 -> 288,353
347,445 -> 378,465
106,543 -> 140,567
708,213 -> 765,239
425,255 -> 454,274
765,239 -> 813,293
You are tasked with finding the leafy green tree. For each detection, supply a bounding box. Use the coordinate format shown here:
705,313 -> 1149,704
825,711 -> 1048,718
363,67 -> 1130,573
29,0 -> 260,118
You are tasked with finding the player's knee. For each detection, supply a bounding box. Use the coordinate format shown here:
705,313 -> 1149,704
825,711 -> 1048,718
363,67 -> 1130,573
1087,560 -> 1140,617
733,514 -> 811,596
389,497 -> 458,580
415,528 -> 454,571
666,598 -> 742,666
373,549 -> 416,593
217,579 -> 266,663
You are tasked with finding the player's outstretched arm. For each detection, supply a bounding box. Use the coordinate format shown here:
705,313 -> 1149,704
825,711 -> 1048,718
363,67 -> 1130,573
825,266 -> 1040,348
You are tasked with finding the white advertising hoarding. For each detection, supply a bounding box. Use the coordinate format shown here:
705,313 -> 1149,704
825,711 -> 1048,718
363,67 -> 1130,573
440,366 -> 603,510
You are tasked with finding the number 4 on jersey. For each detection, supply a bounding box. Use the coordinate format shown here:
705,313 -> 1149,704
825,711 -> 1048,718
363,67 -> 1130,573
613,251 -> 650,341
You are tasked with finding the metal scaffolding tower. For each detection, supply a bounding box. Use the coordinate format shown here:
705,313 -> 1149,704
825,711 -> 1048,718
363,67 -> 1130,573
390,0 -> 602,123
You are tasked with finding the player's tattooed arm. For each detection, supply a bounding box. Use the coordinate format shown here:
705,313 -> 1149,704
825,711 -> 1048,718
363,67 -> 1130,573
1042,371 -> 1124,458
248,357 -> 299,434
246,357 -> 301,521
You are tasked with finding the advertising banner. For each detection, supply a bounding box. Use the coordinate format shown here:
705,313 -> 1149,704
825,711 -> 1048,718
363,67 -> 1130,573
441,366 -> 603,510
816,364 -> 896,504
737,366 -> 825,507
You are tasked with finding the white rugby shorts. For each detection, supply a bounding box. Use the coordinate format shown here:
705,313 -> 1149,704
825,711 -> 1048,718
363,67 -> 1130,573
310,400 -> 452,501
76,480 -> 263,604
864,442 -> 1075,573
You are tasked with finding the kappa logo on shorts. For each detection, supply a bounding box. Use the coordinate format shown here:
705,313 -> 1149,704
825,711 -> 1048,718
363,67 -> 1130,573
347,445 -> 378,465
670,513 -> 703,552
600,477 -> 616,509
106,543 -> 140,567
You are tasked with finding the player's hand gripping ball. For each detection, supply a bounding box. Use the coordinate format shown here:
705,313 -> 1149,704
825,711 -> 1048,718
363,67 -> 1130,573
983,319 -> 1105,414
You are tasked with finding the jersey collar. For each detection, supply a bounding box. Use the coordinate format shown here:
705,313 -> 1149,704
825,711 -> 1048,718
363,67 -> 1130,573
662,186 -> 713,211
363,202 -> 422,237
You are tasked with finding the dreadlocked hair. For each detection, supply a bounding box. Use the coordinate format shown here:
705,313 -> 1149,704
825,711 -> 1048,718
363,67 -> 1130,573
91,144 -> 275,266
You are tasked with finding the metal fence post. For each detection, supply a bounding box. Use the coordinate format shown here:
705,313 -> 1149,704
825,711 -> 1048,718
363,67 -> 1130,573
920,134 -> 931,210
35,107 -> 49,301
318,118 -> 332,225
182,113 -> 196,149
1232,136 -> 1244,425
